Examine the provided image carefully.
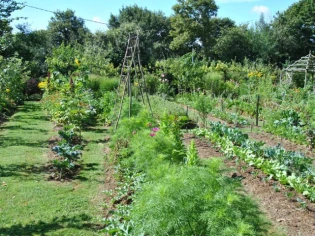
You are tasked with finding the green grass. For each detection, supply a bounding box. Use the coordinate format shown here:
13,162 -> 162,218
0,102 -> 106,235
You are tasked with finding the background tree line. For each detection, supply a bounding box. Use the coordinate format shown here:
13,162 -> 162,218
1,0 -> 315,79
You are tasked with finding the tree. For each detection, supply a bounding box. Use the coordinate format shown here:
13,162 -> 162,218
213,25 -> 254,62
270,0 -> 315,64
247,14 -> 273,63
0,0 -> 24,55
10,25 -> 52,77
47,9 -> 90,46
0,0 -> 23,36
106,5 -> 172,66
170,0 -> 234,58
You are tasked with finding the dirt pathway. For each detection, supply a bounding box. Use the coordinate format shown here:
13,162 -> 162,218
183,133 -> 315,236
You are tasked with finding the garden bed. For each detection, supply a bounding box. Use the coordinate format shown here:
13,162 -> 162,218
183,132 -> 315,236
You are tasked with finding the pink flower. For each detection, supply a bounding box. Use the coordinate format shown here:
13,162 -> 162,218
152,127 -> 160,132
150,133 -> 156,137
147,123 -> 152,127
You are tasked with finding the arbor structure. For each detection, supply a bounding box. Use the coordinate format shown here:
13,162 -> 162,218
283,51 -> 315,87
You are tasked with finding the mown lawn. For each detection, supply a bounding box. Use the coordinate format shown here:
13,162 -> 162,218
0,102 -> 106,235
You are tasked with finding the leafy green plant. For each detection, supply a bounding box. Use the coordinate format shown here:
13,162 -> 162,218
185,139 -> 200,166
52,143 -> 82,179
58,124 -> 81,144
194,94 -> 216,127
194,122 -> 315,202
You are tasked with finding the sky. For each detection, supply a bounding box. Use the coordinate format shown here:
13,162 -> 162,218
10,0 -> 300,33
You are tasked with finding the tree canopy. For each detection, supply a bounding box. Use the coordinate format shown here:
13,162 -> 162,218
47,9 -> 90,46
170,0 -> 234,58
0,0 -> 23,36
270,0 -> 315,64
106,5 -> 172,66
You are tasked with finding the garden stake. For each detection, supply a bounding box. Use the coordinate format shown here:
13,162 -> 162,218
256,94 -> 260,126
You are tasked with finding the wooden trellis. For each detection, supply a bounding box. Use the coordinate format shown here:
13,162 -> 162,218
114,32 -> 152,131
282,51 -> 315,87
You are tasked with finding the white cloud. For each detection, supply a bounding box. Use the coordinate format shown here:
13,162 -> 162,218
216,0 -> 260,3
92,16 -> 103,23
252,5 -> 270,14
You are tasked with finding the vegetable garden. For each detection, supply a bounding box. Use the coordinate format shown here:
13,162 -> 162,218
1,0 -> 315,235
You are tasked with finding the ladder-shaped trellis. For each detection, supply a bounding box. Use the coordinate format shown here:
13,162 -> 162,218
114,32 -> 152,131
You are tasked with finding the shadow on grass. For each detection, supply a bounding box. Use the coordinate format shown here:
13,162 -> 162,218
17,103 -> 40,113
74,163 -> 101,182
0,136 -> 49,148
83,163 -> 100,171
11,115 -> 49,122
0,163 -> 47,178
0,125 -> 48,133
0,213 -> 103,236
84,127 -> 106,133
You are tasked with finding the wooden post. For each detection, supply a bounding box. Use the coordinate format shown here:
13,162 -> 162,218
256,94 -> 260,126
186,105 -> 189,116
221,98 -> 224,112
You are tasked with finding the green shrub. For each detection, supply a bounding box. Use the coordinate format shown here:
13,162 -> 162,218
87,75 -> 119,97
194,94 -> 216,127
99,77 -> 119,92
144,74 -> 159,94
204,72 -> 227,97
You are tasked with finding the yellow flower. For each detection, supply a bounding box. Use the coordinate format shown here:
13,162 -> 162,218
75,58 -> 81,66
5,88 -> 10,93
248,70 -> 263,79
38,81 -> 48,89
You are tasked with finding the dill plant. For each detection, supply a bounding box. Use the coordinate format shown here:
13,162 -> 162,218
130,160 -> 269,236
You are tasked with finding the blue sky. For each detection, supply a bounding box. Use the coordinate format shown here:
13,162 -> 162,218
11,0 -> 299,32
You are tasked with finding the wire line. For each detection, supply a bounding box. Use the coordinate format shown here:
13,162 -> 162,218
24,4 -> 108,26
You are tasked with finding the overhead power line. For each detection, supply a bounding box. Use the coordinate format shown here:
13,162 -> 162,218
23,4 -> 109,26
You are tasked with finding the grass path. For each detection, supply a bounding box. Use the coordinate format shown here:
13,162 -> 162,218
0,102 -> 106,235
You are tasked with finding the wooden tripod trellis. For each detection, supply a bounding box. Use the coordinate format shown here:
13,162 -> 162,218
114,32 -> 152,131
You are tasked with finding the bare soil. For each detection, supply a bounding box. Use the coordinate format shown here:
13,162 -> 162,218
183,133 -> 315,236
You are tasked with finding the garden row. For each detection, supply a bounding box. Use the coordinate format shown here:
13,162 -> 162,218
101,106 -> 272,235
174,90 -> 315,148
193,122 -> 315,202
